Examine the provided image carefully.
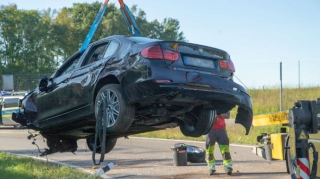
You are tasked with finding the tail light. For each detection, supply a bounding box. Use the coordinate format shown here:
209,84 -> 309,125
219,59 -> 235,72
141,46 -> 179,61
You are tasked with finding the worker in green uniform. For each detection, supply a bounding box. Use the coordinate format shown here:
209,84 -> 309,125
205,111 -> 233,175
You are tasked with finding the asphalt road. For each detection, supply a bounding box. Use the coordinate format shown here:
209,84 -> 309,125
0,128 -> 290,179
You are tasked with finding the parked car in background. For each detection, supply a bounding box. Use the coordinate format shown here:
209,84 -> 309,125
12,35 -> 253,156
0,96 -> 24,128
0,91 -> 12,97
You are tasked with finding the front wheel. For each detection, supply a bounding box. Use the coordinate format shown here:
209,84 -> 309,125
179,108 -> 216,137
95,84 -> 135,133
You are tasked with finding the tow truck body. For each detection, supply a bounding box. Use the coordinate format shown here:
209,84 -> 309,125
253,99 -> 320,179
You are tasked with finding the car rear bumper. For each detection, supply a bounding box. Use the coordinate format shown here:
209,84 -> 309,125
124,79 -> 253,134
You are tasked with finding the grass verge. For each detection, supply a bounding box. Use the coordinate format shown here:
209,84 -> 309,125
134,124 -> 281,146
0,152 -> 100,179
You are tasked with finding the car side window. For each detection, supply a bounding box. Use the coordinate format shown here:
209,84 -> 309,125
56,53 -> 82,77
103,41 -> 119,58
85,43 -> 109,65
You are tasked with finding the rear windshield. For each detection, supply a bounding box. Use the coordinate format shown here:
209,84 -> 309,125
128,37 -> 161,44
3,98 -> 20,108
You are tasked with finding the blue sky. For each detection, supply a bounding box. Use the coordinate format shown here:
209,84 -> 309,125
3,0 -> 320,88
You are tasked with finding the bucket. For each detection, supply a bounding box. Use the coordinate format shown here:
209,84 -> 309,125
171,143 -> 187,166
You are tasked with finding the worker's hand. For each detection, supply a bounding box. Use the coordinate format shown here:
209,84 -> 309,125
220,111 -> 230,119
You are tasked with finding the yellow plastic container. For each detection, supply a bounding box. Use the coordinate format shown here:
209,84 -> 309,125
270,133 -> 288,160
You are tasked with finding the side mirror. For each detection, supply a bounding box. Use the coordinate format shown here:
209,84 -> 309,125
39,76 -> 49,92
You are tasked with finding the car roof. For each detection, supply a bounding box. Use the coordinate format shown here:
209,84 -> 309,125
127,36 -> 161,43
99,35 -> 161,44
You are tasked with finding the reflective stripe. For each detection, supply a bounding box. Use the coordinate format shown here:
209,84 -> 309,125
207,162 -> 216,169
206,145 -> 215,153
297,158 -> 310,179
206,145 -> 216,168
219,144 -> 230,153
224,161 -> 233,168
219,144 -> 232,167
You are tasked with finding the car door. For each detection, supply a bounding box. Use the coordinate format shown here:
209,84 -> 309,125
65,40 -> 120,110
36,52 -> 82,121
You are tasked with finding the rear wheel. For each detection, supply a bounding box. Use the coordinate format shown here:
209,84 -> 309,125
179,108 -> 215,137
86,137 -> 117,154
95,84 -> 134,133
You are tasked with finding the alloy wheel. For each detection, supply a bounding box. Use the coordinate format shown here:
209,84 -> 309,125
96,89 -> 120,128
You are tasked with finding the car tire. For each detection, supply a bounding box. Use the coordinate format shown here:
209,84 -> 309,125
179,108 -> 215,137
86,137 -> 117,154
95,84 -> 134,133
187,145 -> 205,163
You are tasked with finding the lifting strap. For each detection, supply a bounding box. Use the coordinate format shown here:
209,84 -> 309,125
92,94 -> 107,165
79,0 -> 109,54
80,0 -> 141,54
118,0 -> 142,37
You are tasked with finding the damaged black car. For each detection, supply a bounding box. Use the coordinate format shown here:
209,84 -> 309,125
13,35 -> 252,157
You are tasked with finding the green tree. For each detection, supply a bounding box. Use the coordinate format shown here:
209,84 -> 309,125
128,5 -> 186,41
52,2 -> 187,59
0,5 -> 58,90
0,5 -> 58,73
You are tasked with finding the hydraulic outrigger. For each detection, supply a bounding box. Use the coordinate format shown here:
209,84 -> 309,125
79,0 -> 142,165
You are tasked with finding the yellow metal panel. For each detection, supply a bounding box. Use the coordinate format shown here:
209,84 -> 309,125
252,111 -> 289,127
308,140 -> 320,177
309,133 -> 320,140
289,128 -> 296,159
270,133 -> 288,160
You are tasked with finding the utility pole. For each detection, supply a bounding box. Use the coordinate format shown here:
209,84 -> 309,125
280,62 -> 282,111
298,61 -> 300,88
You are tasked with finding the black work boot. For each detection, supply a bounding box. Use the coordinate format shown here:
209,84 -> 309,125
208,168 -> 216,175
224,167 -> 233,175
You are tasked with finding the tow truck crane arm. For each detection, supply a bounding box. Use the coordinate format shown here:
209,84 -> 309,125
79,0 -> 142,54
